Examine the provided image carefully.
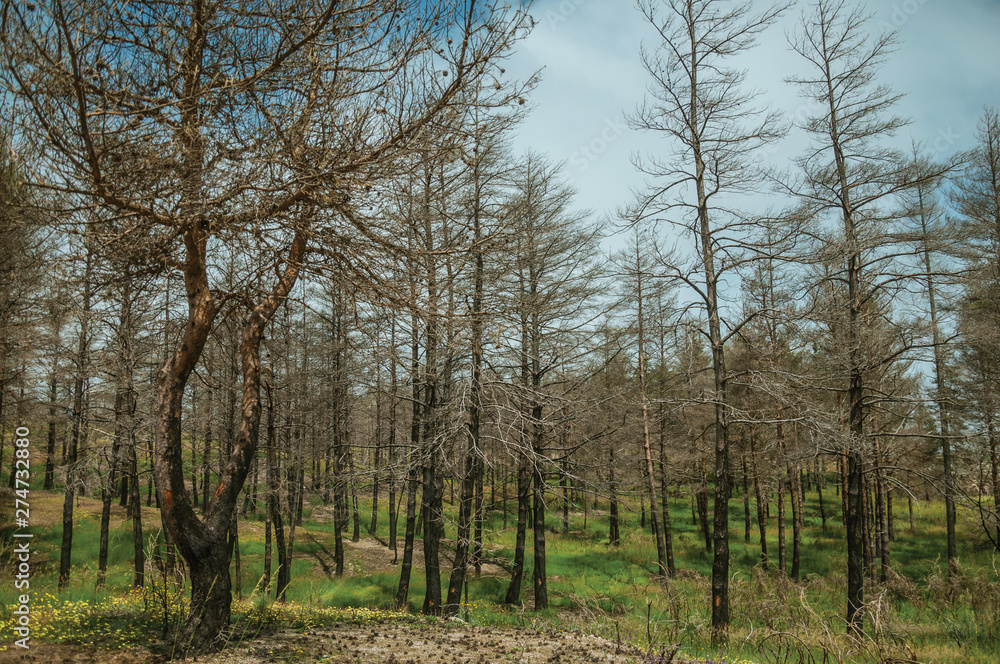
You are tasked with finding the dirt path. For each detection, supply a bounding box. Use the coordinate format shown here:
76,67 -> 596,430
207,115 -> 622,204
0,622 -> 647,664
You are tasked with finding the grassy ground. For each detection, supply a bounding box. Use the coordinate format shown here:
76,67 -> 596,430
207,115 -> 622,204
1,474 -> 999,663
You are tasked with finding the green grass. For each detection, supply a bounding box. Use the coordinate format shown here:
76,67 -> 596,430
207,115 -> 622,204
2,483 -> 999,663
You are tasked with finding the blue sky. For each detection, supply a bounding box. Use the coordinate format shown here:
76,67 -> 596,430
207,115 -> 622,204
506,0 -> 1000,226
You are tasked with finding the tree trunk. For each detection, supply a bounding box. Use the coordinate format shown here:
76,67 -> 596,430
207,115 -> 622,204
777,472 -> 786,574
504,454 -> 530,605
915,180 -> 958,576
395,466 -> 420,608
750,425 -> 768,570
265,377 -> 286,599
445,410 -> 480,616
790,462 -> 802,581
532,459 -> 548,610
561,462 -> 570,534
474,454 -> 485,576
698,457 -> 711,553
446,213 -> 484,615
97,394 -> 126,587
817,458 -> 827,531
609,447 -> 620,546
742,455 -> 751,544
334,470 -> 345,577
395,323 -> 421,609
371,428 -> 381,536
59,249 -> 93,591
634,249 -> 667,577
658,397 -> 675,577
388,326 -> 399,555
990,413 -> 1000,548
230,513 -> 242,600
422,459 -> 442,615
44,370 -> 58,490
874,436 -> 889,582
155,222 -> 306,652
129,439 -> 144,587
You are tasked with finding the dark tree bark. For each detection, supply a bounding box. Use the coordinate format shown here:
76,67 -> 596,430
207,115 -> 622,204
777,411 -> 787,575
816,458 -> 827,531
128,438 -> 144,587
991,414 -> 1000,548
266,374 -> 288,600
388,324 -> 399,556
230,512 -> 242,600
531,457 -> 548,610
394,466 -> 420,608
750,425 -> 768,570
659,439 -> 676,577
742,455 -> 751,545
609,450 -> 621,546
504,454 -> 530,605
473,454 -> 485,576
561,462 -> 570,534
371,390 -> 381,535
263,377 -> 273,593
874,436 -> 889,582
395,305 -> 422,609
698,458 -> 711,553
43,349 -> 59,491
777,471 -> 786,574
59,247 -> 93,591
154,227 -> 306,652
99,278 -> 139,587
789,461 -> 802,581
445,180 -> 485,616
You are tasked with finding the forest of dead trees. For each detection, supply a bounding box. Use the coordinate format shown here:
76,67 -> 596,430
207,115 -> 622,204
0,0 -> 998,655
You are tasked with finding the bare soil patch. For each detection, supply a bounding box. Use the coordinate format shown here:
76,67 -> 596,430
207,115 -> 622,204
1,622 -> 650,664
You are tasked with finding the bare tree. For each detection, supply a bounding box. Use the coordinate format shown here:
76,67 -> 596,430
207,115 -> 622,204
496,153 -> 603,610
954,107 -> 1000,548
58,231 -> 95,591
610,227 -> 669,578
0,128 -> 44,488
1,0 -> 528,651
786,0 -> 955,633
629,0 -> 789,638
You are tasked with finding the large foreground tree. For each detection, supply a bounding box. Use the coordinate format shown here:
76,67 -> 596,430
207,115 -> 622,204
0,0 -> 528,653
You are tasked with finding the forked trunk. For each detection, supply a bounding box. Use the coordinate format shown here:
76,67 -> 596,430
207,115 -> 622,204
182,538 -> 233,652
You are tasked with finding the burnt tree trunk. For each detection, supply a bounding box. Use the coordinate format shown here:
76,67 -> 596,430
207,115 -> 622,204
59,248 -> 93,591
44,362 -> 59,491
128,437 -> 144,587
394,310 -> 422,609
698,457 -> 711,553
790,461 -> 802,581
154,223 -> 306,653
990,413 -> 1000,548
503,453 -> 530,605
531,411 -> 548,610
609,447 -> 620,546
750,425 -> 768,570
742,455 -> 751,545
